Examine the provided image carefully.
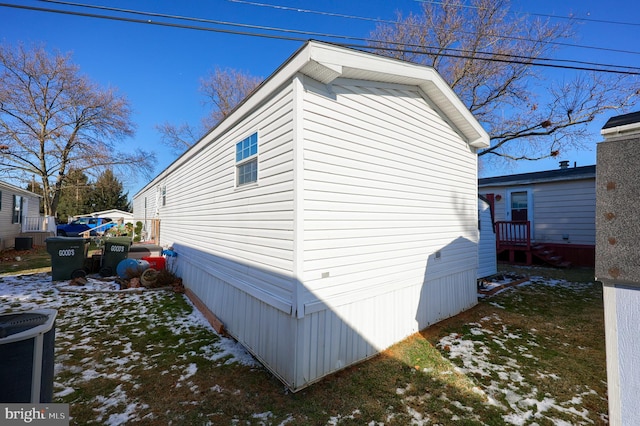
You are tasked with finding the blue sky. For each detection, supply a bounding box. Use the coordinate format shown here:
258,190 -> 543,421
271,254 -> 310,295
1,0 -> 639,195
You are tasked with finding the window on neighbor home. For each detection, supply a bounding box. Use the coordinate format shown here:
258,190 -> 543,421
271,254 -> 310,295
12,195 -> 22,224
236,133 -> 258,186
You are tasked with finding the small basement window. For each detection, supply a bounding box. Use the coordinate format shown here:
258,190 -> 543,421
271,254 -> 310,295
236,133 -> 258,186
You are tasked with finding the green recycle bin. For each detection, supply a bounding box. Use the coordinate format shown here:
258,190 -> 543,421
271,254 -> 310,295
100,236 -> 132,277
45,237 -> 90,281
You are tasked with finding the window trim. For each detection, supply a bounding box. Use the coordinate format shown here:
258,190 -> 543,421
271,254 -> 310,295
235,132 -> 259,187
12,194 -> 22,224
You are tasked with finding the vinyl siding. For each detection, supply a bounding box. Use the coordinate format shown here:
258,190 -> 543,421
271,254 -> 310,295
177,243 -> 297,386
478,198 -> 497,278
300,79 -> 479,308
290,78 -> 479,388
481,177 -> 595,245
131,186 -> 158,239
295,268 -> 477,389
133,69 -> 483,391
135,83 -> 297,311
533,179 -> 595,245
0,186 -> 40,249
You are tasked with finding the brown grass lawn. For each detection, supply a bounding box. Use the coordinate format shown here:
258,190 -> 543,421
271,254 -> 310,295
0,249 -> 606,425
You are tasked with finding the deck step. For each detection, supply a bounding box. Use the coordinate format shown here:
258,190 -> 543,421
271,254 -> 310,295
531,244 -> 571,268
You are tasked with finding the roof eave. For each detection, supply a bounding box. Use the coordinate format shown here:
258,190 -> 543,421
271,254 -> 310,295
601,121 -> 640,139
136,41 -> 489,196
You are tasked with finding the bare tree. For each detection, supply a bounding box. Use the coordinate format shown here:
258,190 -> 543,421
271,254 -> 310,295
369,0 -> 638,162
199,66 -> 263,128
0,43 -> 155,218
157,66 -> 262,155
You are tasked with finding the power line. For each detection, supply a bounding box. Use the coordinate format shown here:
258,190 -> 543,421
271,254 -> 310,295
1,1 -> 639,75
36,0 -> 640,73
415,0 -> 640,27
227,0 -> 640,57
35,0 -> 369,43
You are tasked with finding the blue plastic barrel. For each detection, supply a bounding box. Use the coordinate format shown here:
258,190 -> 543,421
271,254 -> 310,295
116,259 -> 150,279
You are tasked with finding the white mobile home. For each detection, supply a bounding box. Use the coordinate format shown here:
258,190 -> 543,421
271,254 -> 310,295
133,41 -> 489,390
479,164 -> 596,267
0,181 -> 43,250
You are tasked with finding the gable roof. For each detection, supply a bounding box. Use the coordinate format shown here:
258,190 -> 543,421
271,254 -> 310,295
0,181 -> 42,198
76,209 -> 133,219
137,41 -> 489,197
478,165 -> 596,187
293,41 -> 490,148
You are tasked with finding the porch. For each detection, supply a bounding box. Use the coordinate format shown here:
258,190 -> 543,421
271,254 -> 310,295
495,221 -> 575,268
18,215 -> 57,247
495,221 -> 532,265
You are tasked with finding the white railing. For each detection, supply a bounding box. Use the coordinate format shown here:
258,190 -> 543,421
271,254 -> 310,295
22,216 -> 56,233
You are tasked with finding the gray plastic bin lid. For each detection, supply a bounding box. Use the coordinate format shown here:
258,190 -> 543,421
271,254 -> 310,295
0,309 -> 57,342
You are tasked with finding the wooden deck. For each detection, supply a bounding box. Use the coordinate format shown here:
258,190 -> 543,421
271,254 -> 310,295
495,221 -> 572,267
495,221 -> 532,264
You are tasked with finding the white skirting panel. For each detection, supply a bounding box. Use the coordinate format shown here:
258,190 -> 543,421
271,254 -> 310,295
294,268 -> 477,390
416,269 -> 478,328
180,248 -> 477,391
179,255 -> 297,387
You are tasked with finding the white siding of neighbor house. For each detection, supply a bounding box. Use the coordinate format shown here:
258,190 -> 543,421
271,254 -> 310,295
0,184 -> 41,249
478,197 -> 497,279
481,177 -> 595,245
533,179 -> 595,245
292,78 -> 479,386
131,185 -> 158,239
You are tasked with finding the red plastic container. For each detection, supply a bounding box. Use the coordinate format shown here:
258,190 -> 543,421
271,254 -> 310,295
142,256 -> 166,270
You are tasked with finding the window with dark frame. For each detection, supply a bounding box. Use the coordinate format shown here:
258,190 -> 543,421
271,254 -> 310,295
235,133 -> 258,186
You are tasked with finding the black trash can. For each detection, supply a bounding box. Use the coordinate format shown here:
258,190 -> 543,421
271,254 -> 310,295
0,309 -> 57,403
100,236 -> 132,277
45,237 -> 90,281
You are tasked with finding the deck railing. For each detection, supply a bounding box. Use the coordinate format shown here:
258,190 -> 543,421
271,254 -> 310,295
495,221 -> 531,251
22,216 -> 56,233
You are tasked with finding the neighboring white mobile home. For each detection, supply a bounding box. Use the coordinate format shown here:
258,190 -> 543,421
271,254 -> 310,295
478,195 -> 497,279
75,209 -> 134,223
0,181 -> 42,250
479,164 -> 596,267
133,41 -> 489,390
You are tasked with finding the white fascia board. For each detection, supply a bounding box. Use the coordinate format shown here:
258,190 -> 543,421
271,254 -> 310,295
418,77 -> 489,149
601,122 -> 640,139
307,42 -> 490,149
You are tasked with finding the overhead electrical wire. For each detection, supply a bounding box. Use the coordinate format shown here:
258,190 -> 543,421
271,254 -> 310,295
34,0 -> 640,73
35,0 -> 369,43
228,0 -> 640,57
415,0 -> 640,27
0,1 -> 638,76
